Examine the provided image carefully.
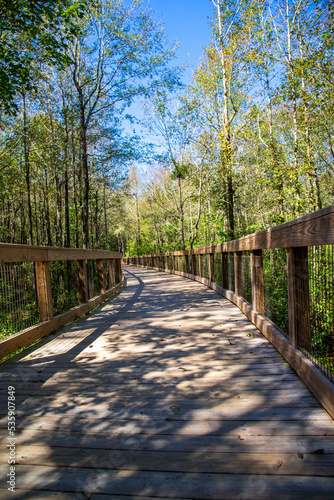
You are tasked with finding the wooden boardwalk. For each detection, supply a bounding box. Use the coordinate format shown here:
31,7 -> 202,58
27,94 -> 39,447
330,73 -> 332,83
1,266 -> 334,499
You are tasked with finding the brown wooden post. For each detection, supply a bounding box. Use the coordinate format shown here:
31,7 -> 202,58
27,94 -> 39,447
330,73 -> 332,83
96,259 -> 105,294
166,255 -> 170,271
184,254 -> 189,274
221,253 -> 229,289
77,259 -> 88,304
234,252 -> 244,297
172,255 -> 176,272
119,258 -> 123,281
191,253 -> 197,276
199,254 -> 204,278
251,250 -> 265,314
35,261 -> 53,321
209,253 -> 215,282
287,247 -> 311,349
108,259 -> 116,288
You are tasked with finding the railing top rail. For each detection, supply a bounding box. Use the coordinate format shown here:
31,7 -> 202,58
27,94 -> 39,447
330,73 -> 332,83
130,204 -> 334,257
0,243 -> 122,263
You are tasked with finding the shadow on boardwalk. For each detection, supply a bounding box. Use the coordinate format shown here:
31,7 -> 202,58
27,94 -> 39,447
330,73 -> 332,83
0,266 -> 334,499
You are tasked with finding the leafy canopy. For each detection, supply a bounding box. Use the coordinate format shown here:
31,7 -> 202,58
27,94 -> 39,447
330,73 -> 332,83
0,0 -> 87,114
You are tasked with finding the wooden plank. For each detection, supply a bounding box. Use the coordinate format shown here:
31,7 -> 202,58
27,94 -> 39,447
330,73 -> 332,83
35,261 -> 53,322
198,254 -> 204,278
76,259 -> 88,304
96,259 -> 105,294
190,253 -> 196,275
0,242 -> 122,263
108,259 -> 116,288
2,445 -> 334,476
4,429 -> 333,453
1,466 -> 334,499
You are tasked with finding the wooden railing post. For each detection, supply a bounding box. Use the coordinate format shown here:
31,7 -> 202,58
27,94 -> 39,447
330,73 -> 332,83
166,255 -> 170,271
35,261 -> 54,321
199,254 -> 204,278
287,247 -> 311,349
97,259 -> 105,294
209,253 -> 215,282
77,259 -> 88,304
172,255 -> 176,272
191,253 -> 197,276
221,252 -> 229,289
108,259 -> 116,288
184,254 -> 189,274
251,250 -> 265,314
234,252 -> 244,297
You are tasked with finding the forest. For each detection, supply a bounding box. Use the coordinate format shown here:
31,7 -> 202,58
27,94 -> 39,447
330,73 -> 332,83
0,0 -> 333,256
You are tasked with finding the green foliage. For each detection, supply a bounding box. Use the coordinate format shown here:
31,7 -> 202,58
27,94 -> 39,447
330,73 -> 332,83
0,0 -> 88,115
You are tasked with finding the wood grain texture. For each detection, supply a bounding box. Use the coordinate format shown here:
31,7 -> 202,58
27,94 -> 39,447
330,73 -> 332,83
0,267 -> 333,499
0,243 -> 122,263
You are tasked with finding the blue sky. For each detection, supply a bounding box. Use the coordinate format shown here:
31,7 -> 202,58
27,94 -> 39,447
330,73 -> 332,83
123,1 -> 216,157
146,0 -> 215,82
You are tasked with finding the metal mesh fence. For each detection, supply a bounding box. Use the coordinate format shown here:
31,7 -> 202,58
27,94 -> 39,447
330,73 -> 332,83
203,254 -> 209,280
263,249 -> 289,336
168,256 -> 173,270
214,253 -> 222,285
227,253 -> 235,292
303,245 -> 334,381
88,260 -> 100,299
0,263 -> 39,339
50,261 -> 78,316
191,254 -> 197,276
240,253 -> 252,304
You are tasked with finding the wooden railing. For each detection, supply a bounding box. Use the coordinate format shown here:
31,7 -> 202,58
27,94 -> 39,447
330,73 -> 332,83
125,205 -> 334,419
0,244 -> 123,359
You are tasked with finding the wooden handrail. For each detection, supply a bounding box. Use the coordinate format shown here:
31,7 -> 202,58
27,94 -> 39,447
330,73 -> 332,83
0,244 -> 124,359
0,243 -> 121,263
131,204 -> 334,257
125,205 -> 334,420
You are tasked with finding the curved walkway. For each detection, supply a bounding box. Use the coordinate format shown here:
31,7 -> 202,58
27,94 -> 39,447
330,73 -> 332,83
0,266 -> 334,499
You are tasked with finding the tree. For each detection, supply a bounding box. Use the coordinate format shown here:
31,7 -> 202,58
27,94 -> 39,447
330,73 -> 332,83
69,0 -> 179,248
0,0 -> 87,115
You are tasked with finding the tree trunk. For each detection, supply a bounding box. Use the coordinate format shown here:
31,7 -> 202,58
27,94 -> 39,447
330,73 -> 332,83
23,93 -> 33,245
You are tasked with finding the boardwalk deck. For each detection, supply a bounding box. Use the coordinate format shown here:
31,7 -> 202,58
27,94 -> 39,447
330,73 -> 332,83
0,266 -> 334,499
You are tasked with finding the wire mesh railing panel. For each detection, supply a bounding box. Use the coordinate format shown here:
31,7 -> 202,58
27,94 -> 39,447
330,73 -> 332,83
240,254 -> 252,304
191,255 -> 198,276
203,254 -> 209,280
305,245 -> 334,381
104,259 -> 109,288
214,253 -> 222,285
0,263 -> 39,339
50,261 -> 78,316
88,260 -> 100,299
227,253 -> 235,292
263,249 -> 288,337
168,256 -> 173,270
